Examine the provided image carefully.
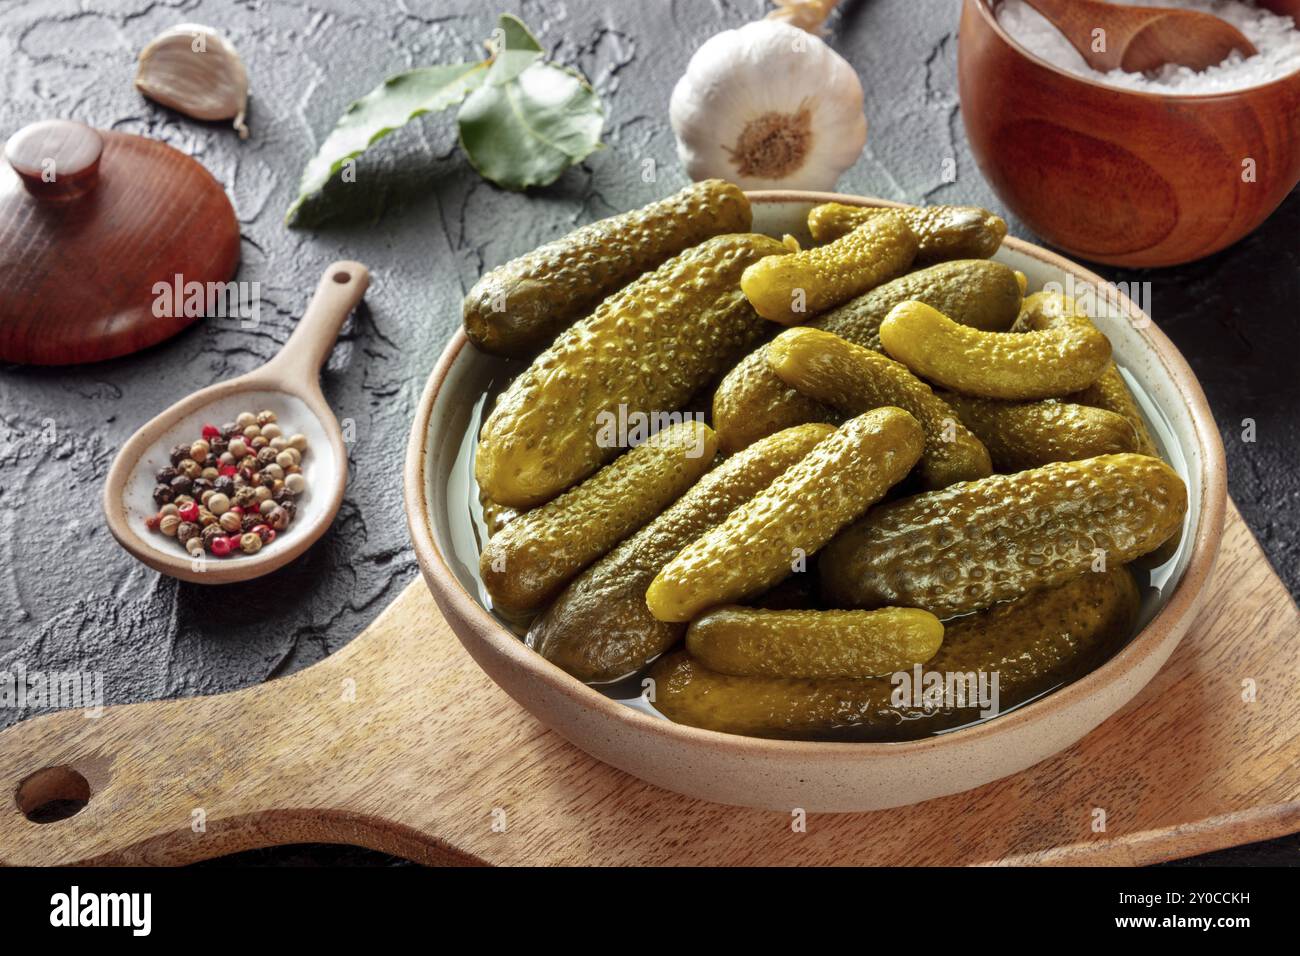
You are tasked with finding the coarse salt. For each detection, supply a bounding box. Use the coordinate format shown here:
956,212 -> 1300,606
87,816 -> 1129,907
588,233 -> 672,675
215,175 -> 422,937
996,0 -> 1300,94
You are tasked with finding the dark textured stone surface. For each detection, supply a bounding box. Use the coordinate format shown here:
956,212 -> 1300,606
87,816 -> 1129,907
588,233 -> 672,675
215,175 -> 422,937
0,0 -> 1294,865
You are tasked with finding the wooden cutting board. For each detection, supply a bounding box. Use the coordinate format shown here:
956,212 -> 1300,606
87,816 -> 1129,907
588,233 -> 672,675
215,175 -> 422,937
0,498 -> 1295,866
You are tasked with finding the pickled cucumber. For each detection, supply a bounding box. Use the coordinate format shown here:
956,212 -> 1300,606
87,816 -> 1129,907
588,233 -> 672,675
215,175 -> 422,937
1065,359 -> 1181,564
767,327 -> 992,489
477,233 -> 785,508
1069,363 -> 1182,564
686,605 -> 943,679
712,259 -> 1025,454
808,202 -> 1007,264
646,407 -> 925,623
712,348 -> 835,454
463,180 -> 751,356
1010,289 -> 1083,332
879,300 -> 1112,401
1068,363 -> 1160,459
649,566 -> 1139,740
820,453 -> 1185,616
740,212 -> 918,325
480,421 -> 717,616
528,423 -> 834,683
942,393 -> 1138,471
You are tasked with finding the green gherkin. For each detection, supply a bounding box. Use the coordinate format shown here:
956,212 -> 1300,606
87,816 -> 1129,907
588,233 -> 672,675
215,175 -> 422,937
740,212 -> 918,325
685,605 -> 943,680
463,179 -> 751,357
477,232 -> 785,509
943,393 -> 1138,472
820,453 -> 1186,617
879,297 -> 1112,401
808,202 -> 1007,264
1067,363 -> 1161,459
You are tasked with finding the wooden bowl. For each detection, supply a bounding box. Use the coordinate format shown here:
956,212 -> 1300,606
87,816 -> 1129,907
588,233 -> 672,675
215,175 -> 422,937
404,192 -> 1227,812
958,0 -> 1300,267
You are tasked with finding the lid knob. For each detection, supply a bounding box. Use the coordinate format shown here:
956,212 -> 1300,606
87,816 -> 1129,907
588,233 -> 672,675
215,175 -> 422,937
4,119 -> 103,200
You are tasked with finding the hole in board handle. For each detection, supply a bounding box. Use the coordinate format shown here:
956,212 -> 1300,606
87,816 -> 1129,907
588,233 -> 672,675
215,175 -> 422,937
332,271 -> 351,284
16,765 -> 91,824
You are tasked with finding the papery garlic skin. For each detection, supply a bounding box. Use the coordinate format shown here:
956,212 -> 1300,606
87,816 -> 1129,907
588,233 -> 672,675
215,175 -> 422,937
670,20 -> 866,191
136,24 -> 250,139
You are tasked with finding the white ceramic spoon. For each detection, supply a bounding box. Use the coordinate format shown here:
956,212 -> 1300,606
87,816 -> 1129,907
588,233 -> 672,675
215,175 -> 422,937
103,261 -> 370,584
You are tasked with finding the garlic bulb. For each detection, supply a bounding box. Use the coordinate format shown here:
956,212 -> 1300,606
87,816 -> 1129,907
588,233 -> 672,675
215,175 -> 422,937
669,19 -> 866,191
136,24 -> 249,139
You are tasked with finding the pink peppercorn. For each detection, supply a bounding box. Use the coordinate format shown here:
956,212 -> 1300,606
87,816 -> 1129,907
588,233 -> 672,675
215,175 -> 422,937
202,424 -> 221,439
211,536 -> 234,557
178,502 -> 200,523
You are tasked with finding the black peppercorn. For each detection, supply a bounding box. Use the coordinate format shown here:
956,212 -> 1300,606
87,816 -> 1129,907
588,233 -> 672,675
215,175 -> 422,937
200,524 -> 223,550
222,422 -> 240,438
169,443 -> 192,465
209,436 -> 228,456
169,475 -> 193,496
176,521 -> 199,544
279,499 -> 297,520
242,512 -> 261,532
214,475 -> 235,496
191,477 -> 214,496
155,466 -> 178,484
153,484 -> 174,505
256,447 -> 277,465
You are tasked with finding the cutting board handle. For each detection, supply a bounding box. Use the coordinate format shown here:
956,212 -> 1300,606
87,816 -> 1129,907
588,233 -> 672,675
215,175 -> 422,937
0,580 -> 458,866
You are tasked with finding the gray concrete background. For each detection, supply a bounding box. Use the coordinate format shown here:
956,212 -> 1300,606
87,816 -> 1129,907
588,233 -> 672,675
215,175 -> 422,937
0,0 -> 1295,865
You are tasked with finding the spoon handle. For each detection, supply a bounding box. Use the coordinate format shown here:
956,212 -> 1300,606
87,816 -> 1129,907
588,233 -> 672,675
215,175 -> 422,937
264,261 -> 370,386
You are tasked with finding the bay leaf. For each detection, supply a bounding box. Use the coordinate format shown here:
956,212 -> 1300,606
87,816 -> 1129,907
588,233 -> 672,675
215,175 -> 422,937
456,60 -> 604,191
286,62 -> 486,225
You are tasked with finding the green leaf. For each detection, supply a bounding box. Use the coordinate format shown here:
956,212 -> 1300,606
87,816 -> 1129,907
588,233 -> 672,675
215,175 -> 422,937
286,62 -> 487,225
485,13 -> 543,84
456,60 -> 605,191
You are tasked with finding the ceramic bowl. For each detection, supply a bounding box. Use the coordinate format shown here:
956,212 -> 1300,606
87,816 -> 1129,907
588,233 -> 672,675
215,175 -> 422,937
404,192 -> 1227,812
958,0 -> 1300,267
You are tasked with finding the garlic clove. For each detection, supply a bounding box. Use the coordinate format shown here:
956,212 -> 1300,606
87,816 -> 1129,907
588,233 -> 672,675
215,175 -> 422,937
136,23 -> 250,139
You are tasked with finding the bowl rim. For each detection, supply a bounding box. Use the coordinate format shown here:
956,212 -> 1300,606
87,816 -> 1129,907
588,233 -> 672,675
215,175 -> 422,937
403,189 -> 1227,759
968,0 -> 1300,103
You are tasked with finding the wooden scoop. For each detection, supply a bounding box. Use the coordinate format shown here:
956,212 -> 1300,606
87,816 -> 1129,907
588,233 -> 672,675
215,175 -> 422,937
1022,0 -> 1258,73
102,262 -> 370,585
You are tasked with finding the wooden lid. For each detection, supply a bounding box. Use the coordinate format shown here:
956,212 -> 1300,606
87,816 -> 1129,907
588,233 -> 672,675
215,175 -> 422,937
0,119 -> 239,365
